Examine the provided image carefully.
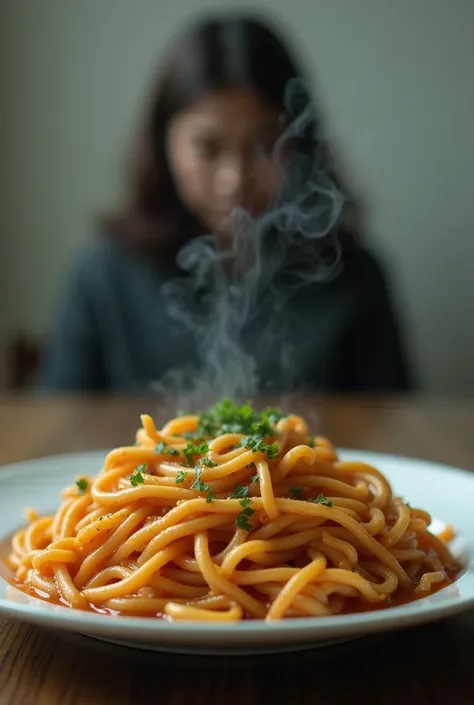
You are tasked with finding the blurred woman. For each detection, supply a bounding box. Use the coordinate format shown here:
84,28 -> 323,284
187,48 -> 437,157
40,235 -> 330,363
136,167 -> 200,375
42,14 -> 413,395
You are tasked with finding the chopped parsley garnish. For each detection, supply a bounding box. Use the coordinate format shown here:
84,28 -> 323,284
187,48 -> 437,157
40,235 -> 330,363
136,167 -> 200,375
250,473 -> 259,485
155,442 -> 179,456
289,486 -> 304,500
205,488 -> 215,503
76,478 -> 88,494
130,463 -> 147,487
189,467 -> 214,501
312,493 -> 333,507
182,440 -> 210,466
240,436 -> 279,459
236,515 -> 253,531
200,457 -> 217,468
183,431 -> 206,441
308,435 -> 316,448
190,467 -> 207,492
261,407 -> 287,425
235,498 -> 255,530
175,469 -> 188,484
196,399 -> 285,440
235,497 -> 255,531
229,484 -> 250,499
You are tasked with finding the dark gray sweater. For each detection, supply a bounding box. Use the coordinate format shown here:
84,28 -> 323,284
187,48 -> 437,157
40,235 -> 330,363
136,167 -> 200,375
41,239 -> 413,394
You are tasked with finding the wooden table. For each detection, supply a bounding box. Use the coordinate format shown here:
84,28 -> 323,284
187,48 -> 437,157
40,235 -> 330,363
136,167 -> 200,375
0,395 -> 473,705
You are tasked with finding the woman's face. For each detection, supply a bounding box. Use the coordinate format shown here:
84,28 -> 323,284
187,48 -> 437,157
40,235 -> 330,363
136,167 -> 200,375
166,86 -> 284,236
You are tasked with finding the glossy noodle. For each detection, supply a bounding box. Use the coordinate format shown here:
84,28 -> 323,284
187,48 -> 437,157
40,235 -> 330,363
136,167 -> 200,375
7,401 -> 461,621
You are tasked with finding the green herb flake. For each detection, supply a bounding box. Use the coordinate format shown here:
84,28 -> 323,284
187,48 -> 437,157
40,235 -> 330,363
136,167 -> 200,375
229,484 -> 250,499
188,466 -> 214,501
235,514 -> 253,531
196,399 -> 286,440
130,474 -> 145,487
289,486 -> 304,500
240,436 -> 279,459
190,467 -> 206,492
312,493 -> 333,507
175,469 -> 188,484
235,498 -> 255,531
250,473 -> 259,485
155,442 -> 179,456
205,487 -> 215,503
182,440 -> 210,466
130,463 -> 147,487
200,457 -> 217,468
76,478 -> 88,494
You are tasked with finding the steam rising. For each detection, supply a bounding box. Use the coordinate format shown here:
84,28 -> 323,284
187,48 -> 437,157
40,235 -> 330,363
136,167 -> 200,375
152,79 -> 344,410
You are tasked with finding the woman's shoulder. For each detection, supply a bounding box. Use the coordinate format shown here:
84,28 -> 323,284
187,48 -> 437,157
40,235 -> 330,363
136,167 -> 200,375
69,238 -> 130,284
66,238 -> 171,295
340,243 -> 394,298
296,243 -> 397,315
343,242 -> 388,277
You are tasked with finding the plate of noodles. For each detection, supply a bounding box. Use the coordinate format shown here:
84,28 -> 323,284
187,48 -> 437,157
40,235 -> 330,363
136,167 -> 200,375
1,401 -> 473,654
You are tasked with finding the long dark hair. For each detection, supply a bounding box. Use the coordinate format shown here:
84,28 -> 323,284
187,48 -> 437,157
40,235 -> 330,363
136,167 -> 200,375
104,13 -> 361,263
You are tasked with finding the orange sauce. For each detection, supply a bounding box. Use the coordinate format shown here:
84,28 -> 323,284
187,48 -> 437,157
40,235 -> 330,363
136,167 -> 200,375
340,577 -> 459,615
9,579 -> 117,616
5,569 -> 462,621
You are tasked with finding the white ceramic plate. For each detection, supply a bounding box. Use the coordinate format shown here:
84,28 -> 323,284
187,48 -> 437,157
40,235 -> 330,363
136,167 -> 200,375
1,450 -> 473,655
